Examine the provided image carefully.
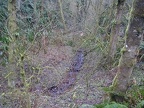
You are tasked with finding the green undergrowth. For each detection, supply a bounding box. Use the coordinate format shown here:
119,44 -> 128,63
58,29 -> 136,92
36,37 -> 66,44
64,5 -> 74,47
101,67 -> 144,107
101,82 -> 144,108
79,102 -> 128,108
94,100 -> 144,108
95,102 -> 128,108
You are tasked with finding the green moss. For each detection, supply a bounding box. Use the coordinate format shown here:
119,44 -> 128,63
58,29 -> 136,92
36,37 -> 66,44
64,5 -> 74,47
120,46 -> 127,54
110,74 -> 118,91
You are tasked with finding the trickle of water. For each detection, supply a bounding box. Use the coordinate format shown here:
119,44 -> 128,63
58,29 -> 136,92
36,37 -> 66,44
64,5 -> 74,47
47,49 -> 84,96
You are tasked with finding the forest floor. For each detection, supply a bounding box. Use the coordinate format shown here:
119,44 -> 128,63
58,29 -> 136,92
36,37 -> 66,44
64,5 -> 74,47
0,31 -> 143,108
25,31 -> 117,108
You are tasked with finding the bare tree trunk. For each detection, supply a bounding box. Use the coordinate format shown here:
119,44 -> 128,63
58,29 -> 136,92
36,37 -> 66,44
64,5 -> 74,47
110,0 -> 144,102
108,0 -> 125,63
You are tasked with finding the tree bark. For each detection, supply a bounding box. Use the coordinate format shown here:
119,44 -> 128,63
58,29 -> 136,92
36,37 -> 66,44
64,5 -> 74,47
108,0 -> 125,64
110,0 -> 144,102
7,0 -> 17,88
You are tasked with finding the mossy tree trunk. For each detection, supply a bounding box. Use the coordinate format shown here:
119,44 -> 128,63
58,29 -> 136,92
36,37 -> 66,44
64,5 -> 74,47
110,0 -> 144,102
108,0 -> 125,63
7,1 -> 31,107
7,0 -> 18,88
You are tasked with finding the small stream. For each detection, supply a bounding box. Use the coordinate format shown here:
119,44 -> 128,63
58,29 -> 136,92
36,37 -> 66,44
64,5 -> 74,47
45,49 -> 84,96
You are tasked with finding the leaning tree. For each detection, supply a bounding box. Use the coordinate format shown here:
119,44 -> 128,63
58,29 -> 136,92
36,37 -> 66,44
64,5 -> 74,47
110,0 -> 144,102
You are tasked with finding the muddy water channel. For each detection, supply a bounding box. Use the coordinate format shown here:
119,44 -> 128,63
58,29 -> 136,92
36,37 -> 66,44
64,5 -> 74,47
44,49 -> 84,96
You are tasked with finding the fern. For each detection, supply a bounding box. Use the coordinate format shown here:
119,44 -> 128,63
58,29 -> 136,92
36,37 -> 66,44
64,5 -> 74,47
136,100 -> 144,108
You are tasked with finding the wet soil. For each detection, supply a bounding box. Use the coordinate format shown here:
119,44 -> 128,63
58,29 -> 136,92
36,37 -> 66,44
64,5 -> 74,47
44,49 -> 84,96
